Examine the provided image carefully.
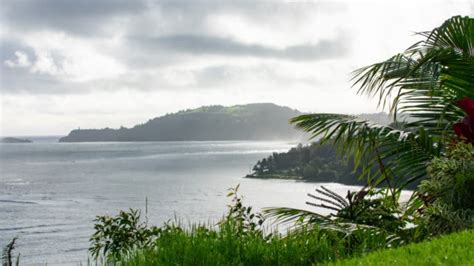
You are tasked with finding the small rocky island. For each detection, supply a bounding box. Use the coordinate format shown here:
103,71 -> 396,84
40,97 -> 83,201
1,137 -> 33,143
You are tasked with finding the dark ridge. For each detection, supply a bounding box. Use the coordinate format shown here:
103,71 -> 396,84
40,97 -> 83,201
59,103 -> 303,142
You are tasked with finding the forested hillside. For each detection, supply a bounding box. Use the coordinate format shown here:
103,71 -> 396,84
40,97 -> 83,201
247,142 -> 365,185
59,103 -> 303,142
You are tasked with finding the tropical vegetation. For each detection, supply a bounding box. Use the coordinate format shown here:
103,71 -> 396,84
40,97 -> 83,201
267,14 -> 474,232
90,186 -> 398,265
247,142 -> 365,185
88,15 -> 474,265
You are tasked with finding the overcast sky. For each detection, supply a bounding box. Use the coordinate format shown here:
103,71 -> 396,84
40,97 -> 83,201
0,0 -> 472,136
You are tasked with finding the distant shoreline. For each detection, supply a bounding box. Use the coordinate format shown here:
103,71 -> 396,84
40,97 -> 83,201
244,173 -> 367,186
245,173 -> 304,180
1,137 -> 33,143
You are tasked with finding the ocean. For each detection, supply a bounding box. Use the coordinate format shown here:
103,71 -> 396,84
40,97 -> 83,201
0,138 -> 365,265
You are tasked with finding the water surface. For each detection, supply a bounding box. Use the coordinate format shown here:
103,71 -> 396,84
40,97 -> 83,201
0,139 -> 363,265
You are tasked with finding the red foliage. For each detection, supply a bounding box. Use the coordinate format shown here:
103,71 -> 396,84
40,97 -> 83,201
457,97 -> 474,118
453,97 -> 474,144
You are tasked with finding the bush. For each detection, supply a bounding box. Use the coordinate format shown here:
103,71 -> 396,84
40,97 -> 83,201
418,142 -> 474,235
90,209 -> 161,261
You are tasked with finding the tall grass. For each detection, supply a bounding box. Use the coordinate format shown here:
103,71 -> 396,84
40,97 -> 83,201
118,223 -> 388,266
91,186 -> 392,265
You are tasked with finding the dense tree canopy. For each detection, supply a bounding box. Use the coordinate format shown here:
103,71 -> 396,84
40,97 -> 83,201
249,142 -> 365,185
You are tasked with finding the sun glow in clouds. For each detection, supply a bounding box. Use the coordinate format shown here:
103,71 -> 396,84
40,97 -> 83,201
0,0 -> 473,135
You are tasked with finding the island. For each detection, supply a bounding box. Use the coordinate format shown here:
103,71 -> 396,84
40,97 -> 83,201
1,137 -> 33,143
246,142 -> 365,185
59,103 -> 304,142
244,112 -> 405,185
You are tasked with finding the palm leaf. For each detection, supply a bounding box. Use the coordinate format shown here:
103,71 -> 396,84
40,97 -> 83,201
262,207 -> 329,225
291,16 -> 473,189
291,114 -> 439,187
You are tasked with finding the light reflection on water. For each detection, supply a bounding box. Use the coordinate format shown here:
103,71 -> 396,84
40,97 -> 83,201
0,139 -> 409,265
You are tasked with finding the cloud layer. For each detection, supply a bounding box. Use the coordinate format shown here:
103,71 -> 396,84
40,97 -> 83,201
0,0 -> 473,135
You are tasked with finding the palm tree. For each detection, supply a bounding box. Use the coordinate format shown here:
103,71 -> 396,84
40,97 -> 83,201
293,15 -> 473,189
265,16 -> 474,228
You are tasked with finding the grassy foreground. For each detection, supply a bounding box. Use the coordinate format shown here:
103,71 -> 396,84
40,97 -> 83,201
116,223 -> 384,266
329,229 -> 474,266
110,228 -> 474,266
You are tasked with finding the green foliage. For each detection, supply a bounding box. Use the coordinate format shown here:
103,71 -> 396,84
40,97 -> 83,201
250,142 -> 364,185
89,209 -> 161,261
121,224 -> 350,266
328,189 -> 404,233
418,142 -> 474,234
222,185 -> 266,236
329,229 -> 474,266
91,186 -> 397,265
264,185 -> 418,246
291,114 -> 441,188
269,15 -> 474,251
291,16 -> 474,189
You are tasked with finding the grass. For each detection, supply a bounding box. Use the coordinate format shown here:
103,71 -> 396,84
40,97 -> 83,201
111,225 -> 474,266
116,223 -> 389,266
328,229 -> 474,266
92,188 -> 474,266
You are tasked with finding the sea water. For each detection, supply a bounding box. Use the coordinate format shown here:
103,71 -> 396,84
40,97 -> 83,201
0,139 -> 365,265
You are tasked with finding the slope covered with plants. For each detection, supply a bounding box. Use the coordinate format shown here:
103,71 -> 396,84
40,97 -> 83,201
246,142 -> 365,185
59,103 -> 302,142
330,229 -> 474,266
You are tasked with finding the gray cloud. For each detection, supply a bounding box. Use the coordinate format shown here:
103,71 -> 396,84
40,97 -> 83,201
1,0 -> 344,37
193,65 -> 322,89
0,0 -> 349,95
133,34 -> 348,61
0,0 -> 147,36
1,66 -> 68,94
0,40 -> 50,93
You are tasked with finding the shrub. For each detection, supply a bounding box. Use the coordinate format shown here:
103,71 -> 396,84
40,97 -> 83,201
89,209 -> 161,261
418,142 -> 474,234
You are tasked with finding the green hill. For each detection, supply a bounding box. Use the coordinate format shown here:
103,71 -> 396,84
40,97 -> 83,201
246,142 -> 365,185
59,103 -> 303,142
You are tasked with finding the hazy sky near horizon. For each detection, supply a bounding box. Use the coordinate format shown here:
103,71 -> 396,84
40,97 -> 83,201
0,0 -> 473,135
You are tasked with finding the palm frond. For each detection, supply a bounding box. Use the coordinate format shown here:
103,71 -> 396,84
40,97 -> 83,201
291,16 -> 473,189
262,207 -> 329,225
263,186 -> 350,225
291,114 -> 438,187
315,186 -> 349,208
352,16 -> 473,121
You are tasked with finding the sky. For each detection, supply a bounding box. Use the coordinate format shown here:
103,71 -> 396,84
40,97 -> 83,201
0,0 -> 473,136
